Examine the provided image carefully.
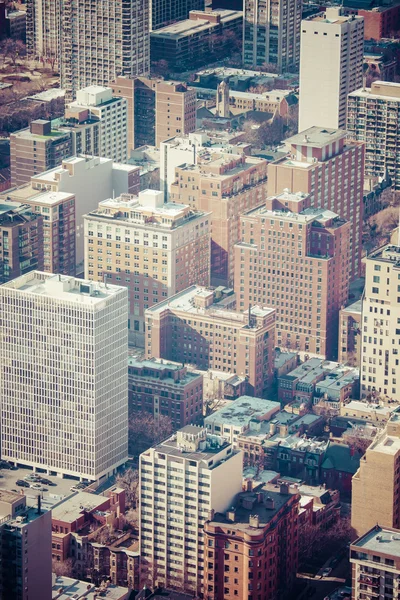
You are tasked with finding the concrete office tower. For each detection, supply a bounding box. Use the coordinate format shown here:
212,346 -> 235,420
84,190 -> 210,345
10,120 -> 72,187
0,491 -> 52,600
235,191 -> 350,358
112,76 -> 196,151
145,285 -> 276,397
243,0 -> 302,74
352,412 -> 400,537
60,0 -> 150,101
151,0 -> 205,30
170,153 -> 268,287
360,245 -> 400,401
299,8 -> 364,131
139,425 -> 242,594
30,156 -> 140,274
268,127 -> 365,281
0,202 -> 44,283
67,86 -> 128,163
348,81 -> 400,191
26,0 -> 61,60
0,272 -> 128,481
216,80 -> 230,117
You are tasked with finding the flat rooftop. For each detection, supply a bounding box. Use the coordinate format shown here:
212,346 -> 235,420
343,400 -> 392,416
353,527 -> 400,558
1,272 -> 125,305
205,396 -> 280,428
151,9 -> 242,38
0,489 -> 23,505
24,190 -> 75,206
31,156 -> 114,184
152,431 -> 238,465
128,356 -> 202,384
285,126 -> 347,148
341,298 -> 362,315
51,491 -> 109,524
367,244 -> 400,266
349,80 -> 400,101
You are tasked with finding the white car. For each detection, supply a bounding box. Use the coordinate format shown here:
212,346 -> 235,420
30,483 -> 44,490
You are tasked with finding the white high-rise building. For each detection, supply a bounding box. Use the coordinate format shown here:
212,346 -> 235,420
60,0 -> 150,101
299,8 -> 364,131
139,425 -> 242,594
26,0 -> 61,60
0,271 -> 128,480
243,0 -> 302,74
361,244 -> 400,402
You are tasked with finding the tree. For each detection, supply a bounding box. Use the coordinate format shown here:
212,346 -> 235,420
128,411 -> 173,458
52,557 -> 75,577
115,467 -> 139,509
298,516 -> 351,567
151,59 -> 169,78
345,434 -> 373,455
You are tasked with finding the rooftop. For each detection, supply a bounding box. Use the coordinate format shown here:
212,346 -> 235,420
343,400 -> 393,417
349,80 -> 400,101
367,244 -> 400,267
341,298 -> 362,315
23,190 -> 75,206
352,526 -> 400,558
31,156 -> 114,184
151,9 -> 242,39
128,356 -> 202,385
52,575 -> 129,599
1,272 -> 126,306
285,126 -> 347,148
51,492 -> 109,524
205,396 -> 280,428
152,427 -> 238,465
27,88 -> 66,102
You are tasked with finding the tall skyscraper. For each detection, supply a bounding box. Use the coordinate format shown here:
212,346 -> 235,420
299,8 -> 364,131
139,425 -> 242,594
0,271 -> 128,481
150,0 -> 205,30
352,413 -> 400,537
60,0 -> 150,101
268,127 -> 365,281
26,0 -> 61,60
234,191 -> 351,358
347,81 -> 400,191
360,244 -> 400,401
243,0 -> 302,74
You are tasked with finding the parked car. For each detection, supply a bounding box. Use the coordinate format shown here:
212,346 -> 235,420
321,568 -> 332,578
16,480 -> 30,487
39,478 -> 55,486
30,483 -> 46,491
24,475 -> 40,482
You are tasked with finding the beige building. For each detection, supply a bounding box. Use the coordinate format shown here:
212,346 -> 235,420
347,81 -> 400,191
139,425 -> 243,594
235,191 -> 350,358
145,285 -> 276,397
268,126 -> 365,281
170,152 -> 268,287
84,190 -> 210,345
352,412 -> 400,537
351,525 -> 400,600
112,76 -> 196,151
26,0 -> 61,60
299,8 -> 364,131
361,244 -> 400,401
243,0 -> 302,73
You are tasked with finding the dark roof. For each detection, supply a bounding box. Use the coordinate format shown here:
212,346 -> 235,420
321,442 -> 361,474
146,590 -> 196,600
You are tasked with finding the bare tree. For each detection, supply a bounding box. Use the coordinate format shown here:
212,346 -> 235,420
128,411 -> 173,458
115,467 -> 139,509
52,557 -> 75,577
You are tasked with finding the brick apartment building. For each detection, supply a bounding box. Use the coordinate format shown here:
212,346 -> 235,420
145,285 -> 276,398
128,356 -> 204,428
268,127 -> 365,281
170,152 -> 268,287
235,190 -> 350,358
0,202 -> 44,283
112,76 -> 196,151
84,190 -> 210,345
10,120 -> 72,187
203,483 -> 300,600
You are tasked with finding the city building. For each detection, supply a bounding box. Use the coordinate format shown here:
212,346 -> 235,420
128,356 -> 204,428
84,190 -> 210,344
341,400 -> 395,422
0,272 -> 128,481
346,0 -> 400,40
204,395 -> 281,444
10,120 -> 72,187
274,350 -> 298,379
29,156 -> 140,273
26,0 -> 61,59
145,285 -> 276,397
352,411 -> 400,536
66,86 -> 128,163
0,201 -> 44,284
150,9 -> 243,72
243,0 -> 302,74
350,525 -> 400,600
52,576 -> 130,600
0,491 -> 52,600
5,9 -> 26,40
170,152 -> 268,287
111,77 -> 196,151
347,81 -> 400,191
60,0 -> 150,101
360,244 -> 400,400
299,8 -> 364,131
151,0 -> 205,30
321,441 -> 361,495
235,191 -> 350,358
338,299 -> 362,367
200,368 -> 249,404
139,425 -> 243,594
160,130 -> 251,202
203,482 -> 300,600
191,66 -> 299,94
268,127 -> 365,281
363,52 -> 397,83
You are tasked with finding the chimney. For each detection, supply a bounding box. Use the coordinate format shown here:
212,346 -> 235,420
264,496 -> 275,510
257,492 -> 263,503
208,509 -> 215,521
249,514 -> 260,528
280,483 -> 289,495
226,509 -> 236,522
